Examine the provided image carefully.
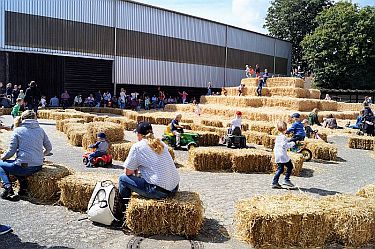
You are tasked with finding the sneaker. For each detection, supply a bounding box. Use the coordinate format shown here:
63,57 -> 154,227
0,225 -> 12,235
1,187 -> 15,200
272,183 -> 283,189
283,181 -> 295,188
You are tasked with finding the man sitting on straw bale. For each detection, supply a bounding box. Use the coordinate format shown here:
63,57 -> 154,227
308,108 -> 321,126
0,110 -> 52,200
118,122 -> 180,208
286,113 -> 306,143
87,132 -> 109,168
170,113 -> 184,149
272,121 -> 296,189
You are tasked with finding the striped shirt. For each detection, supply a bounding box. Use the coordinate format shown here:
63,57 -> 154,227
123,139 -> 180,191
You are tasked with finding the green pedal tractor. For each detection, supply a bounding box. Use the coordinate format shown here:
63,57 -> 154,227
162,127 -> 199,150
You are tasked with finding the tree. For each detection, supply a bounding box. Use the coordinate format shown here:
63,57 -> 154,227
264,0 -> 332,66
302,2 -> 375,89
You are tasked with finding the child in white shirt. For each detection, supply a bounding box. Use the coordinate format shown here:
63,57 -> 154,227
272,121 -> 295,189
229,111 -> 242,134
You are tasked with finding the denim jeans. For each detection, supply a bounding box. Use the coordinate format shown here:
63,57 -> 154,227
118,174 -> 178,201
0,160 -> 42,188
272,160 -> 293,185
26,103 -> 38,114
88,151 -> 106,163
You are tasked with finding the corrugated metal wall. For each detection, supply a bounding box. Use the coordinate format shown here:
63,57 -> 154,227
0,0 -> 292,89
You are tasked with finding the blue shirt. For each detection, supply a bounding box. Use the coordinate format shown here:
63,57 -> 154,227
170,119 -> 179,132
287,121 -> 306,138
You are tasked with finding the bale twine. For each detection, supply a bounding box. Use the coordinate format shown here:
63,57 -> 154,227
348,136 -> 375,150
58,172 -> 119,212
26,162 -> 73,203
126,191 -> 204,237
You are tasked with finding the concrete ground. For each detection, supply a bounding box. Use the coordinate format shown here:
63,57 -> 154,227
0,115 -> 375,249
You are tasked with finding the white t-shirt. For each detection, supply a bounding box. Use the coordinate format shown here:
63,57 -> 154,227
231,117 -> 242,130
274,134 -> 295,163
123,139 -> 180,191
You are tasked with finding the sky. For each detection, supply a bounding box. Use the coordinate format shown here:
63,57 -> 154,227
136,0 -> 375,34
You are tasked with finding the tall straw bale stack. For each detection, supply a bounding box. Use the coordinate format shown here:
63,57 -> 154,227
235,194 -> 330,248
240,77 -> 259,87
56,118 -> 85,132
356,184 -> 375,198
106,117 -> 137,131
269,87 -> 308,98
308,89 -> 321,99
58,172 -> 119,212
305,140 -> 338,161
87,122 -> 124,144
26,163 -> 73,203
188,148 -> 232,171
337,102 -> 363,112
266,77 -> 305,88
272,153 -> 304,176
348,136 -> 375,150
126,191 -> 204,237
318,100 -> 338,111
231,149 -> 272,173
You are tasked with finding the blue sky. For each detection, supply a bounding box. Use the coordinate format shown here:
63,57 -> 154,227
136,0 -> 375,34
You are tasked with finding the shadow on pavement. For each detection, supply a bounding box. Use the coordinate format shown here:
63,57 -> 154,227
299,187 -> 341,196
299,168 -> 314,178
0,233 -> 73,249
37,122 -> 56,126
105,164 -> 124,170
196,218 -> 230,243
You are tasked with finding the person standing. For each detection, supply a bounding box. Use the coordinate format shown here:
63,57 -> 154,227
262,69 -> 269,86
245,65 -> 251,78
207,82 -> 212,95
255,64 -> 261,78
11,84 -> 19,105
49,96 -> 59,107
103,91 -> 112,107
119,88 -> 126,109
24,81 -> 41,114
158,90 -> 165,110
178,91 -> 188,104
74,94 -> 83,107
61,90 -> 70,109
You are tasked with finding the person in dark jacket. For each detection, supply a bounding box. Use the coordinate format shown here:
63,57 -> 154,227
24,81 -> 41,114
286,113 -> 306,143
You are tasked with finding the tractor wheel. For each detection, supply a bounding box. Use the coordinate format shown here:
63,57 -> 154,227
187,143 -> 197,150
300,149 -> 312,162
97,160 -> 105,168
227,140 -> 232,148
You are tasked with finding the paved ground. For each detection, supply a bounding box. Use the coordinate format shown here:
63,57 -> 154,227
1,115 -> 375,249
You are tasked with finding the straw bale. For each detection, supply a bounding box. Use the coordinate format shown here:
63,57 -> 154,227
272,153 -> 304,176
248,122 -> 276,134
105,117 -> 137,131
189,124 -> 227,137
200,95 -> 263,107
240,77 -> 259,87
357,184 -> 375,198
308,89 -> 321,99
82,134 -> 95,149
337,102 -> 363,112
269,87 -> 309,98
243,131 -> 267,145
318,132 -> 328,142
231,150 -> 272,173
201,119 -> 224,128
80,113 -> 96,123
87,122 -> 124,143
126,191 -> 204,237
58,172 -> 119,212
69,130 -> 87,146
164,104 -> 195,113
93,116 -> 109,122
26,163 -> 73,203
225,86 -> 271,97
305,140 -> 338,160
348,136 -> 375,150
37,110 -> 53,119
188,148 -> 232,171
195,131 -> 220,147
262,135 -> 276,149
235,194 -> 330,248
64,123 -> 88,138
56,118 -> 85,132
1,108 -> 12,115
266,77 -> 305,88
155,117 -> 173,126
318,100 -> 338,111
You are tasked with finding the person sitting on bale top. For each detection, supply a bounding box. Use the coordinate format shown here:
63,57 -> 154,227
0,110 -> 52,200
87,132 -> 109,168
170,113 -> 184,149
308,108 -> 321,126
286,113 -> 306,143
272,120 -> 295,189
347,111 -> 364,129
323,114 -> 342,129
118,122 -> 179,210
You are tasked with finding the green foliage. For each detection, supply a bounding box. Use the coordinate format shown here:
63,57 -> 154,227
265,0 -> 331,65
302,1 -> 375,89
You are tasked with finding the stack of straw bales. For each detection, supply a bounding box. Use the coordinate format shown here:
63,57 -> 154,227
93,116 -> 109,122
266,77 -> 305,88
58,172 -> 119,212
348,136 -> 375,150
82,122 -> 124,149
56,118 -> 85,132
235,193 -> 375,248
309,89 -> 321,99
66,124 -> 89,146
337,102 -> 363,112
305,140 -> 338,161
126,191 -> 204,237
106,117 -> 137,131
26,162 -> 73,203
188,148 -> 273,173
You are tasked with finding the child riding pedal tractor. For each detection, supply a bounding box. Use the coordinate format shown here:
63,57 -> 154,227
162,113 -> 199,150
286,113 -> 312,161
83,132 -> 113,167
224,111 -> 247,148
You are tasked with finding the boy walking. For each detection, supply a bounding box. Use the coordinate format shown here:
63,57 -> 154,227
272,121 -> 295,189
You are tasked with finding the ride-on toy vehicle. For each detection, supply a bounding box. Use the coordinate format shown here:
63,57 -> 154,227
162,127 -> 199,150
83,151 -> 113,167
289,142 -> 312,162
224,127 -> 247,149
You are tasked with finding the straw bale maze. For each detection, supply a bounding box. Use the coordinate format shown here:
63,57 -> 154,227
1,77 -> 375,248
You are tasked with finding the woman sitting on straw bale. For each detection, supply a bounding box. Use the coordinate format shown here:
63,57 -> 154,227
0,110 -> 52,200
323,114 -> 343,129
308,108 -> 321,126
118,122 -> 179,205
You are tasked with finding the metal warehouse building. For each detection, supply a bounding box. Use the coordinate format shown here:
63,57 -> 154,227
0,0 -> 292,98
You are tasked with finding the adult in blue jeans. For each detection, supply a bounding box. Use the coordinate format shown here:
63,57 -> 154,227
0,110 -> 52,200
118,122 -> 179,205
